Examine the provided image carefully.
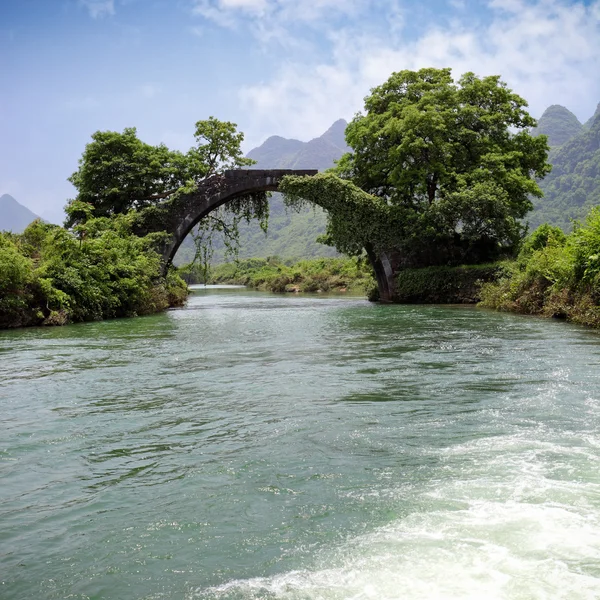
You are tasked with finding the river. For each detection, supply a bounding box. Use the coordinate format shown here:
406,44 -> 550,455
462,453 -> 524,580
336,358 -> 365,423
1,286 -> 600,599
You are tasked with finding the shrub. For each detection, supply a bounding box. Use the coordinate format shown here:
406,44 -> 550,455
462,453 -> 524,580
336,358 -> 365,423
0,216 -> 188,328
480,216 -> 600,327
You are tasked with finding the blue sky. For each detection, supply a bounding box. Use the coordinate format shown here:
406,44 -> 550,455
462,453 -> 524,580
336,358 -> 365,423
2,0 -> 600,223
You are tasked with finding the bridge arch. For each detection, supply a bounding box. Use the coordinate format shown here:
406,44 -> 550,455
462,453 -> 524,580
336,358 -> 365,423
156,169 -> 317,271
149,168 -> 397,302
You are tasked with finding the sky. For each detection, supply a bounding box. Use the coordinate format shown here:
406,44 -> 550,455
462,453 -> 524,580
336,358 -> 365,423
1,0 -> 600,224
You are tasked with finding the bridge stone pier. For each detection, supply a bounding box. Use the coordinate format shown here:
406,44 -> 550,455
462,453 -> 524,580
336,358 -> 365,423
152,169 -> 317,272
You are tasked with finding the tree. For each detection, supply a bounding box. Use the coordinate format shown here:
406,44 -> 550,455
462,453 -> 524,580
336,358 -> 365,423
66,118 -> 254,226
330,67 -> 551,266
191,117 -> 254,177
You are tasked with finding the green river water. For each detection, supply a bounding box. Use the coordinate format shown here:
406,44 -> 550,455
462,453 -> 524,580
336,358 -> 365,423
1,286 -> 600,599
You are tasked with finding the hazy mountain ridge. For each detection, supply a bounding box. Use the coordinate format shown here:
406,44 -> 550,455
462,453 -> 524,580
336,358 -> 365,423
0,194 -> 41,233
247,119 -> 349,170
245,136 -> 306,169
531,104 -> 600,231
583,102 -> 600,130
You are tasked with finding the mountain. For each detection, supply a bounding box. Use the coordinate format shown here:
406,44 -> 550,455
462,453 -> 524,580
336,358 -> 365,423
248,119 -> 350,171
175,120 -> 350,264
245,136 -> 305,169
583,102 -> 600,130
530,106 -> 600,231
0,194 -> 41,233
533,105 -> 582,149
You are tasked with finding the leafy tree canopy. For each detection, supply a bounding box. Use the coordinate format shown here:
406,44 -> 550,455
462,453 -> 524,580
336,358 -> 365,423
285,68 -> 551,267
66,117 -> 254,226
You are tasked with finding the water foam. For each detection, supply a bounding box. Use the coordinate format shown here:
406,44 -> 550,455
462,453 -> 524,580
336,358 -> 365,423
192,429 -> 600,600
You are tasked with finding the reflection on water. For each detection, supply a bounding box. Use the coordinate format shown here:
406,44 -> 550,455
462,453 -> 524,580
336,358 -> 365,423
1,289 -> 600,599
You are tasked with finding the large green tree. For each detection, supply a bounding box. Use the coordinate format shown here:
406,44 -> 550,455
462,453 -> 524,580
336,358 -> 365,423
66,117 -> 254,225
295,68 -> 550,267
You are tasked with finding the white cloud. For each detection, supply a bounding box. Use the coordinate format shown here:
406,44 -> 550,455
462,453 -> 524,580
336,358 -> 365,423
237,0 -> 600,146
220,0 -> 268,10
80,0 -> 115,18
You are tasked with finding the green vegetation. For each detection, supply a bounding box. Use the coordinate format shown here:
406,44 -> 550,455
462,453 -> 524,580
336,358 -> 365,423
0,116 -> 261,329
531,110 -> 600,232
281,68 -> 550,268
66,117 -> 266,270
0,217 -> 187,328
67,117 -> 254,225
184,257 -> 375,295
480,210 -> 600,327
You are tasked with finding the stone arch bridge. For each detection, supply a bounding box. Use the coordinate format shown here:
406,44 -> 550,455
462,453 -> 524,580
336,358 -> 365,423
152,169 -> 316,270
143,169 -> 396,302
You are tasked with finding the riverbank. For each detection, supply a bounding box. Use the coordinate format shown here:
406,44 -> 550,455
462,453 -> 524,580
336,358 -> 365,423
0,218 -> 187,329
182,258 -> 503,304
479,212 -> 600,329
182,256 -> 377,296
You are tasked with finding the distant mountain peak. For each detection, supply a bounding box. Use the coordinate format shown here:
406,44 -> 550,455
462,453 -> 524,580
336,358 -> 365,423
246,119 -> 350,171
316,119 -> 349,151
0,194 -> 41,233
320,118 -> 347,137
534,105 -> 582,148
257,134 -> 302,147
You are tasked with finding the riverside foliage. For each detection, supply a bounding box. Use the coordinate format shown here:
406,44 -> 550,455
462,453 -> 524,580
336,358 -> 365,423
0,216 -> 187,329
479,209 -> 600,327
183,257 -> 376,295
0,117 -> 261,328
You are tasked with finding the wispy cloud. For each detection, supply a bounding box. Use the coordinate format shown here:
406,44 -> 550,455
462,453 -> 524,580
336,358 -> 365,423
80,0 -> 115,19
189,25 -> 205,37
238,0 -> 600,146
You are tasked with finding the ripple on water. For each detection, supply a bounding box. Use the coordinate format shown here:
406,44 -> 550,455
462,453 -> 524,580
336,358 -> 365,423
1,292 -> 600,599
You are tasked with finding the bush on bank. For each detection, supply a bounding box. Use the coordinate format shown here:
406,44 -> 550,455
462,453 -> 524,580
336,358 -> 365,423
0,217 -> 187,329
479,209 -> 600,327
183,256 -> 377,295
